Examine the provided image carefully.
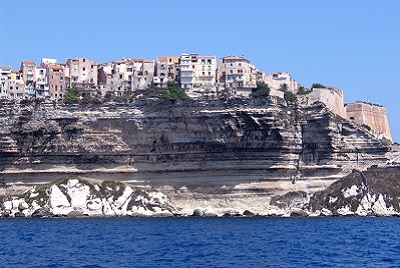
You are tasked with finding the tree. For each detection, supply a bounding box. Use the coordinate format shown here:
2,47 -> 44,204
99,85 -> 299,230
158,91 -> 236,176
279,83 -> 288,91
297,86 -> 312,95
284,91 -> 297,103
144,81 -> 189,101
251,81 -> 270,98
311,83 -> 325,89
162,81 -> 188,100
65,87 -> 79,102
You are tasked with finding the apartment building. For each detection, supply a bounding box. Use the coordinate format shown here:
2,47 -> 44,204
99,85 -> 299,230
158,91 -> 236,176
98,58 -> 154,95
154,56 -> 180,87
20,60 -> 36,87
47,63 -> 66,99
264,72 -> 299,93
9,70 -> 25,100
66,57 -> 98,91
179,53 -> 217,90
219,56 -> 259,95
193,56 -> 217,88
0,66 -> 11,99
35,65 -> 49,97
129,58 -> 154,91
179,53 -> 196,89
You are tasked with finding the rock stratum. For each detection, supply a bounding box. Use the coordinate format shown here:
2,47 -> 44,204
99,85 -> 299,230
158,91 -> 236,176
0,97 -> 397,217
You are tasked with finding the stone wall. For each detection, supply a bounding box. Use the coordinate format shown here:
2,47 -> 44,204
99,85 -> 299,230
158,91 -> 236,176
298,87 -> 345,118
345,101 -> 392,141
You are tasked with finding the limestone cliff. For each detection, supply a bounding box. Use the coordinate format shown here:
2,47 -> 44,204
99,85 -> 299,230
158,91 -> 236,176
0,97 -> 394,216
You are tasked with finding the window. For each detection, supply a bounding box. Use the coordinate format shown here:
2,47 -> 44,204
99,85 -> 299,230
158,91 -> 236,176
60,76 -> 63,81
202,72 -> 205,76
119,75 -> 123,79
207,59 -> 212,64
40,70 -> 44,75
238,63 -> 242,67
201,59 -> 205,63
91,65 -> 94,69
55,85 -> 58,91
83,58 -> 86,62
83,67 -> 86,72
229,70 -> 233,74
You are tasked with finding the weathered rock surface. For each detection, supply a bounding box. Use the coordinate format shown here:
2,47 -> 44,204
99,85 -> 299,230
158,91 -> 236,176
0,178 -> 175,218
307,167 -> 400,216
0,98 -> 396,216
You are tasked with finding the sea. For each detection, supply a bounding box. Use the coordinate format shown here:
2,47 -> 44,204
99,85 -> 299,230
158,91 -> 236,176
0,217 -> 399,268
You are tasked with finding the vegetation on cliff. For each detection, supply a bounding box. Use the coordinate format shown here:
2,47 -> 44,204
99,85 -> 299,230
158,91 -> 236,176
251,82 -> 271,98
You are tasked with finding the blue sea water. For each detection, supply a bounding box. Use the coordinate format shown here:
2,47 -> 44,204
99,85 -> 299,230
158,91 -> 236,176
0,217 -> 399,268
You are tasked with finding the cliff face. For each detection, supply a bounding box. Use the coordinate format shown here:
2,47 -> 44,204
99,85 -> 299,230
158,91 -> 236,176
0,98 -> 393,216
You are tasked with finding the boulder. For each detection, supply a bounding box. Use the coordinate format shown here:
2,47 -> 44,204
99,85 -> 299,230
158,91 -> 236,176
243,210 -> 255,217
290,209 -> 309,217
19,200 -> 29,210
320,208 -> 332,216
14,211 -> 26,218
192,208 -> 204,217
32,207 -> 54,218
67,210 -> 84,217
2,210 -> 10,218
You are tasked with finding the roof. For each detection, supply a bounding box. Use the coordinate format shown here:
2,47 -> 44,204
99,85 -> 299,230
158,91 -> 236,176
21,60 -> 36,65
198,56 -> 216,59
221,55 -> 249,62
48,64 -> 63,70
157,57 -> 167,63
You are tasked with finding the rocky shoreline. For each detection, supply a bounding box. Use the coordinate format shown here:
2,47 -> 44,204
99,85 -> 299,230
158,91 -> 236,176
1,166 -> 400,218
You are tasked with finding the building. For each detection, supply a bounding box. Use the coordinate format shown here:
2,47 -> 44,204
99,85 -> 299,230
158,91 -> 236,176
129,58 -> 154,91
20,60 -> 36,87
264,72 -> 299,93
345,101 -> 392,141
9,70 -> 25,100
179,53 -> 196,89
98,58 -> 154,96
154,56 -> 180,87
0,66 -> 12,99
219,55 -> 259,96
193,55 -> 217,88
47,63 -> 66,100
178,53 -> 218,92
66,57 -> 98,91
35,65 -> 49,98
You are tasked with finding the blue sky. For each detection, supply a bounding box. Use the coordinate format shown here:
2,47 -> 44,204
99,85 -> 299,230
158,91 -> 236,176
1,1 -> 400,141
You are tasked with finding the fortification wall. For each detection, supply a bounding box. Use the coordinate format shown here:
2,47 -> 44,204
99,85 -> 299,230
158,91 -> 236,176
299,87 -> 345,118
345,102 -> 392,141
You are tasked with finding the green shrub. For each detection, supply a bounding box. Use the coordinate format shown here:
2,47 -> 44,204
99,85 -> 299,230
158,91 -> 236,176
311,83 -> 325,89
251,81 -> 271,98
